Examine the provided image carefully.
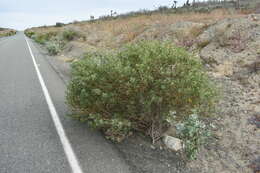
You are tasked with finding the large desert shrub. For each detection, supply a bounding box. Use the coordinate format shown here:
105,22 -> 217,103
66,41 -> 217,142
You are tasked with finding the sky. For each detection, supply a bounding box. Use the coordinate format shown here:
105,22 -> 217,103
0,0 -> 187,30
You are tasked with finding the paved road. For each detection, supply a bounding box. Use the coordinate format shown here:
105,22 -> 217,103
0,32 -> 131,173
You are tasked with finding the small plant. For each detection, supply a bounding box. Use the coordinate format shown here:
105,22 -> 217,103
34,35 -> 46,44
176,113 -> 211,160
62,30 -> 78,41
46,42 -> 59,55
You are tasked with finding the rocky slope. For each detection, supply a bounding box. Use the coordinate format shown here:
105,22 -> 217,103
187,14 -> 260,173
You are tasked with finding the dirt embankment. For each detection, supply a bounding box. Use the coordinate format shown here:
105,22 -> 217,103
26,11 -> 260,173
188,14 -> 260,173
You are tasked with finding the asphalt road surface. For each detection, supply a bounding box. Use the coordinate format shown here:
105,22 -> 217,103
0,32 -> 131,173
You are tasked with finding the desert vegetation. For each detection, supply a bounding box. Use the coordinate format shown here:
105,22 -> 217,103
25,8 -> 248,56
25,28 -> 85,55
66,41 -> 217,143
25,2 -> 259,54
24,2 -> 260,172
0,28 -> 16,38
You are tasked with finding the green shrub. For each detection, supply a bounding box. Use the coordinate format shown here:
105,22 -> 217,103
55,22 -> 65,27
45,31 -> 58,40
34,35 -> 46,44
176,114 -> 211,160
25,31 -> 35,38
62,30 -> 77,41
34,32 -> 57,44
46,42 -> 59,55
66,41 -> 217,142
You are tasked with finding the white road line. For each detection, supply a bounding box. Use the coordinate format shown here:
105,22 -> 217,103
25,36 -> 83,173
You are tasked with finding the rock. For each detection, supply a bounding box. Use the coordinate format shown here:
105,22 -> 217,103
251,15 -> 258,22
214,131 -> 223,139
163,126 -> 177,137
163,135 -> 183,151
197,18 -> 232,46
150,145 -> 156,150
197,16 -> 260,49
199,42 -> 232,65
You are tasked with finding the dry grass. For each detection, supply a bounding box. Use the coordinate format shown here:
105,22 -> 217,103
82,9 -> 244,37
27,8 -> 247,49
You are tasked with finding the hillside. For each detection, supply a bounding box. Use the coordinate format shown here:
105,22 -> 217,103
25,8 -> 260,173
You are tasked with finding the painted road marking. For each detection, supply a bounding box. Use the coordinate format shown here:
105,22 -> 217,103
25,36 -> 83,173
